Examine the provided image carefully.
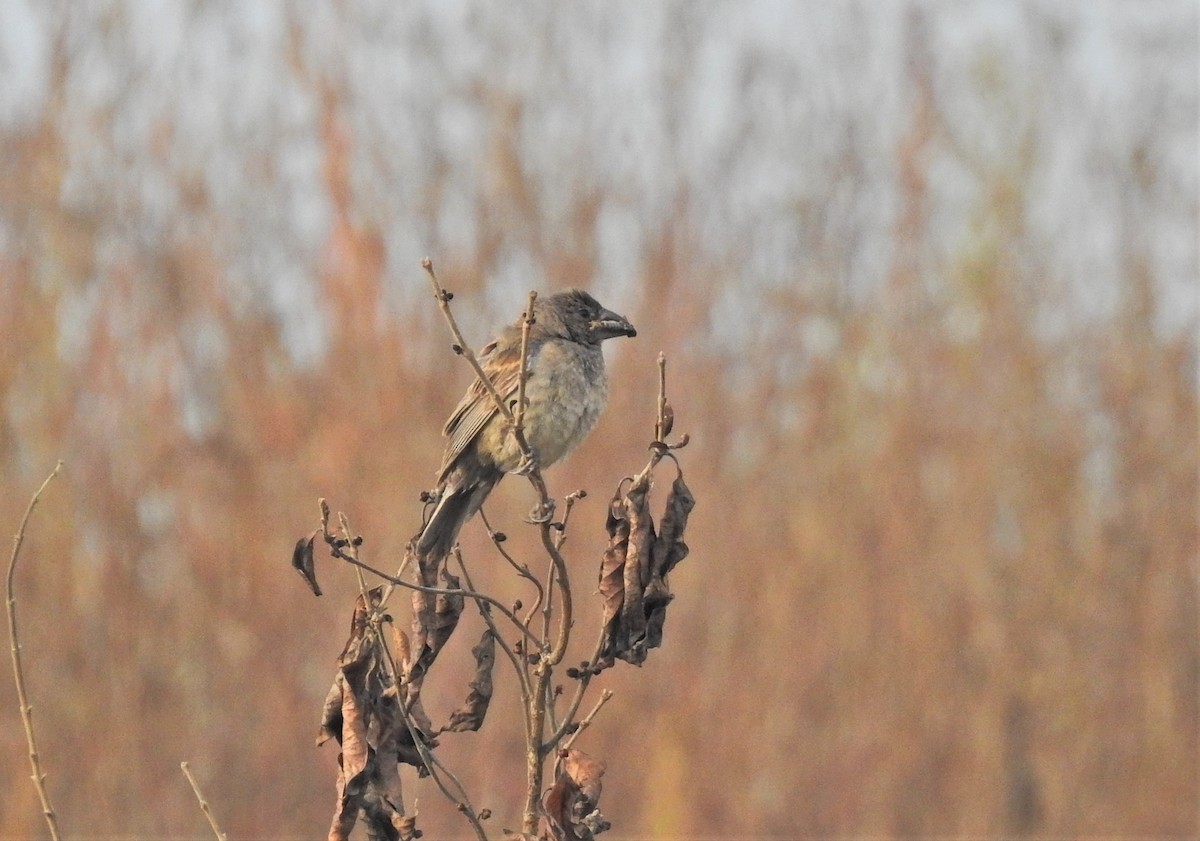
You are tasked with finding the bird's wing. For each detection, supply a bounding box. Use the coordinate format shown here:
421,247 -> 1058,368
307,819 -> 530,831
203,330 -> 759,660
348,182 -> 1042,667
438,331 -> 528,482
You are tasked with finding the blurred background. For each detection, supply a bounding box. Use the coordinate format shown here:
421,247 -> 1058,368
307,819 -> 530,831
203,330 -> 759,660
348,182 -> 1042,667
0,1 -> 1196,837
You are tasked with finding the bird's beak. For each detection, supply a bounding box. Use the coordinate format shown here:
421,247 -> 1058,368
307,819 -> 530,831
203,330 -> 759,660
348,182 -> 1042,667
590,308 -> 637,340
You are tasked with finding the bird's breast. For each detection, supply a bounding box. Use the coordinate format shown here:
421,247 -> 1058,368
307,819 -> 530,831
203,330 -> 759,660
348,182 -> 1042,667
509,341 -> 608,472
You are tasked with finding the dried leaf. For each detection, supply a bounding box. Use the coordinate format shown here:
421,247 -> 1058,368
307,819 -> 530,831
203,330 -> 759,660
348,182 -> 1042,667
442,629 -> 497,733
652,472 -> 695,579
644,472 -> 695,650
618,472 -> 654,665
292,530 -> 322,596
596,484 -> 630,669
598,486 -> 629,625
317,673 -> 345,747
543,749 -> 609,841
389,623 -> 411,679
340,587 -> 385,667
429,571 -> 464,657
660,401 -> 674,439
642,578 -> 674,651
405,567 -> 464,691
321,586 -> 430,839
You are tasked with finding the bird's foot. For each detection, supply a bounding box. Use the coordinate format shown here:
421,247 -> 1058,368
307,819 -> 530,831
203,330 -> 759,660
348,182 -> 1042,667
525,498 -> 556,525
515,450 -> 540,476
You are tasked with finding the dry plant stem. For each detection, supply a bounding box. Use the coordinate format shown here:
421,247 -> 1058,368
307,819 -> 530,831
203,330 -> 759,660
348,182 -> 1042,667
551,491 -> 584,552
5,461 -> 63,841
379,632 -> 489,841
422,258 -> 520,444
540,529 -> 573,667
180,762 -> 229,841
562,690 -> 615,752
512,290 -> 537,435
333,550 -> 543,651
538,550 -> 556,643
422,259 -> 554,512
480,507 -> 546,611
655,351 -> 667,442
520,524 -> 575,837
454,550 -> 533,711
319,502 -> 413,620
338,512 -> 371,600
543,626 -> 609,750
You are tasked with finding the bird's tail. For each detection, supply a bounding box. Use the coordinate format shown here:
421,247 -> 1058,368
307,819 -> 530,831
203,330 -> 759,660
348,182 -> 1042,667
415,474 -> 500,560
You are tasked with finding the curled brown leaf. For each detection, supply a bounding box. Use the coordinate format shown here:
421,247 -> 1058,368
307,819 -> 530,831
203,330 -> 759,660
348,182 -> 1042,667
292,529 -> 322,596
442,629 -> 497,733
618,472 -> 654,665
543,749 -> 609,841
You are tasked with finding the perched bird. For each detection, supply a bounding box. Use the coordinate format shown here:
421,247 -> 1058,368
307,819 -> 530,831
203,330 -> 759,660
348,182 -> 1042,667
415,289 -> 637,559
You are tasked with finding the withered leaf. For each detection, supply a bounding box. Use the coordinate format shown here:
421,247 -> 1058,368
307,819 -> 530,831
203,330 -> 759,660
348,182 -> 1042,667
292,529 -> 322,596
643,471 -> 695,651
542,749 -> 609,841
321,587 -> 430,839
598,486 -> 629,628
429,571 -> 464,657
660,401 -> 674,439
642,578 -> 674,651
340,587 -> 387,668
404,566 -> 464,691
441,629 -> 497,733
596,483 -> 630,670
652,472 -> 695,579
618,472 -> 654,665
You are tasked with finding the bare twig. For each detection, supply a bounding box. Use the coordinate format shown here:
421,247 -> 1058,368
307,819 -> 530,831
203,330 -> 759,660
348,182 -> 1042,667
543,626 -> 609,750
422,258 -> 555,517
337,511 -> 371,601
422,259 -> 519,436
377,630 -> 490,841
329,543 -> 545,651
562,690 -> 615,752
6,461 -> 64,841
180,761 -> 229,841
521,524 -> 575,836
454,549 -> 533,710
655,351 -> 668,442
552,489 -> 587,551
512,290 -> 537,439
480,507 -> 546,610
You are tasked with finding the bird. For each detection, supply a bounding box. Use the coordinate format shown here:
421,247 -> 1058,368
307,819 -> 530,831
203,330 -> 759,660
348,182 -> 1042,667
414,289 -> 637,560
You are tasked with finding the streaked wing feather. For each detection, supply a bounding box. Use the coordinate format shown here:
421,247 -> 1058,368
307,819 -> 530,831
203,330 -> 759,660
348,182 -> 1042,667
438,333 -> 527,481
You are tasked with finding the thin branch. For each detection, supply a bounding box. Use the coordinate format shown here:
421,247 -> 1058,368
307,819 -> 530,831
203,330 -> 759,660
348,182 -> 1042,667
655,351 -> 668,443
512,290 -> 537,438
379,631 -> 489,841
422,258 -> 555,519
542,626 -> 609,751
551,489 -> 587,552
540,526 -> 573,668
422,258 -> 519,435
453,549 -> 533,709
480,507 -> 546,609
180,761 -> 229,841
337,511 -> 371,602
561,690 -> 615,752
331,548 -> 545,651
6,460 -> 64,841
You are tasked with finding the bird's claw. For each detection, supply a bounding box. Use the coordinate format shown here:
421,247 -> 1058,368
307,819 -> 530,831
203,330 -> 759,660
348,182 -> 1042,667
515,451 -> 539,476
525,499 -> 556,525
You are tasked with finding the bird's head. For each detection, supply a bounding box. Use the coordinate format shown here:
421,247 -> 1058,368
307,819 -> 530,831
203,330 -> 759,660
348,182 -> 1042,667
540,289 -> 637,345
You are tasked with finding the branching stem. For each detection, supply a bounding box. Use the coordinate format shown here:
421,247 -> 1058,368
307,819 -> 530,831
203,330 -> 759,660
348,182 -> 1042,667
5,461 -> 64,841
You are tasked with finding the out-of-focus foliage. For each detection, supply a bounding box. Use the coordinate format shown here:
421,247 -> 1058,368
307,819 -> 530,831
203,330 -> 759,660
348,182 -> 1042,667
0,1 -> 1194,837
